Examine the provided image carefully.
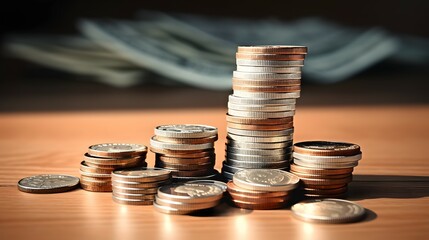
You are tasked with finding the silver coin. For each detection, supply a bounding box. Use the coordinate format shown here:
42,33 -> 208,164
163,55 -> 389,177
228,109 -> 295,118
227,133 -> 293,143
186,180 -> 227,192
226,152 -> 291,162
154,124 -> 218,138
227,138 -> 293,149
232,78 -> 301,87
236,66 -> 302,73
233,71 -> 301,80
157,183 -> 223,203
236,59 -> 305,67
291,199 -> 366,223
226,159 -> 289,168
226,145 -> 292,156
228,95 -> 296,105
222,160 -> 287,173
79,171 -> 111,178
233,91 -> 300,99
227,127 -> 294,137
228,102 -> 296,112
88,143 -> 148,157
233,169 -> 299,191
18,174 -> 80,194
293,152 -> 362,163
150,137 -> 214,151
293,159 -> 359,169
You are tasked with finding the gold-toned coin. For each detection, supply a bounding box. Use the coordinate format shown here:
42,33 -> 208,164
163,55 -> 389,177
80,182 -> 112,192
226,114 -> 293,125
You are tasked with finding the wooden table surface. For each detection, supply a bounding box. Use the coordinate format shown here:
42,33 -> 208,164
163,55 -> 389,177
0,105 -> 428,240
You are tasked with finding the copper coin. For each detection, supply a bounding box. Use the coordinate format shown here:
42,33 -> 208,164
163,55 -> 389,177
79,171 -> 111,178
151,147 -> 214,156
226,181 -> 289,197
88,143 -> 147,158
80,161 -> 113,174
232,78 -> 301,87
303,186 -> 348,195
236,53 -> 306,60
237,45 -> 308,54
112,195 -> 154,205
169,169 -> 215,177
79,177 -> 111,185
112,185 -> 158,194
226,115 -> 293,125
291,171 -> 353,179
112,179 -> 171,188
294,141 -> 361,156
153,135 -> 218,144
80,175 -> 111,182
155,162 -> 215,171
290,163 -> 354,175
231,199 -> 287,210
84,159 -> 146,168
156,155 -> 215,165
80,182 -> 112,192
232,85 -> 301,93
226,122 -> 293,130
300,176 -> 353,186
83,153 -> 145,165
228,192 -> 290,204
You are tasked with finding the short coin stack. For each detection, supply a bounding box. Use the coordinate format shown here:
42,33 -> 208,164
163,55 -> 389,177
227,169 -> 300,210
111,168 -> 172,205
150,124 -> 219,182
222,46 -> 307,180
79,143 -> 148,192
153,182 -> 224,214
291,141 -> 362,198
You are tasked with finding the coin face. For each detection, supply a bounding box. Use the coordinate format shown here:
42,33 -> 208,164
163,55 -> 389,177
157,183 -> 223,203
18,174 -> 80,193
294,141 -> 361,156
187,180 -> 227,192
233,169 -> 299,191
154,124 -> 218,138
291,199 -> 366,223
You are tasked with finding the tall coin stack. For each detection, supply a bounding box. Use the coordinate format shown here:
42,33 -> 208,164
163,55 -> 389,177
79,143 -> 148,192
222,46 -> 307,181
291,141 -> 362,198
227,169 -> 300,210
111,168 -> 172,205
150,125 -> 219,182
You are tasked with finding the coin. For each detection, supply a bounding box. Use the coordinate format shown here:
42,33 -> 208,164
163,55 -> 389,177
227,139 -> 293,149
227,122 -> 293,131
233,71 -> 302,80
236,59 -> 305,66
228,191 -> 289,203
150,137 -> 214,151
228,103 -> 296,112
157,183 -> 223,204
233,91 -> 300,99
291,171 -> 352,179
232,78 -> 301,87
112,185 -> 158,194
294,141 -> 361,156
226,159 -> 289,169
291,199 -> 366,223
79,171 -> 111,178
112,179 -> 171,188
150,147 -> 214,157
226,145 -> 292,156
80,161 -> 113,174
290,163 -> 354,175
233,169 -> 299,191
153,202 -> 193,215
293,152 -> 362,163
232,85 -> 301,93
18,174 -> 80,194
226,152 -> 291,162
226,115 -> 293,125
227,127 -> 294,137
168,168 -> 214,177
112,192 -> 156,200
154,124 -> 218,138
299,176 -> 353,186
303,186 -> 348,195
237,45 -> 308,54
293,159 -> 359,169
111,167 -> 171,182
153,135 -> 218,144
112,195 -> 154,205
156,155 -> 215,165
155,196 -> 220,211
187,180 -> 227,192
236,53 -> 306,61
228,109 -> 296,118
236,66 -> 301,73
226,181 -> 289,197
88,143 -> 147,158
83,153 -> 144,165
80,182 -> 112,192
156,161 -> 215,171
228,95 -> 296,105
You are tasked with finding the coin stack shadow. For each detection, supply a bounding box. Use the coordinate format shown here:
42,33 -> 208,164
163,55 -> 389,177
111,168 -> 172,205
227,169 -> 300,210
80,143 -> 148,192
291,141 -> 362,198
150,125 -> 219,182
153,182 -> 224,215
222,46 -> 308,181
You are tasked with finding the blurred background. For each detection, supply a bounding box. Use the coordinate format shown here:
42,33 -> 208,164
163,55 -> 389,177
1,0 -> 428,112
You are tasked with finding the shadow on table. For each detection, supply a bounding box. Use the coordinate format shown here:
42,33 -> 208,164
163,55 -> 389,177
348,174 -> 429,200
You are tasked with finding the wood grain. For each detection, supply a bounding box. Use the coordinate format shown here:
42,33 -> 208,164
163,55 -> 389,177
0,105 -> 428,240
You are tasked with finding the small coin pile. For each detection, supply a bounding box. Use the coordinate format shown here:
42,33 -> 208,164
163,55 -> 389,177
222,46 -> 307,180
227,169 -> 300,210
111,168 -> 172,205
291,199 -> 366,223
79,143 -> 148,192
291,141 -> 362,198
150,124 -> 219,181
153,182 -> 224,214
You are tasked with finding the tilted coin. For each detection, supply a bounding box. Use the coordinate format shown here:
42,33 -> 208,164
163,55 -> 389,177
154,124 -> 218,138
227,127 -> 294,137
227,133 -> 293,143
228,109 -> 295,118
226,114 -> 293,125
236,59 -> 304,67
232,78 -> 301,87
232,85 -> 301,93
187,180 -> 227,192
111,167 -> 171,182
233,91 -> 300,99
150,137 -> 214,151
233,71 -> 301,80
236,65 -> 302,73
291,199 -> 366,223
88,143 -> 147,158
235,53 -> 306,61
157,183 -> 223,204
294,141 -> 361,156
237,45 -> 308,54
228,95 -> 296,105
233,169 -> 299,191
228,102 -> 296,112
18,174 -> 80,194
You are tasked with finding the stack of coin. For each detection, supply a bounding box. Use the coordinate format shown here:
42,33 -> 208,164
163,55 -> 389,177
291,141 -> 362,198
153,182 -> 224,214
150,124 -> 219,181
111,168 -> 171,205
222,46 -> 307,180
227,169 -> 300,210
79,143 -> 148,192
